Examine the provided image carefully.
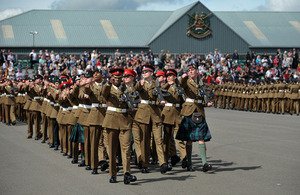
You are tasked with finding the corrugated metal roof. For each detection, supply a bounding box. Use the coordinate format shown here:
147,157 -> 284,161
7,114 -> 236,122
0,9 -> 172,47
214,11 -> 300,48
148,2 -> 197,44
1,2 -> 299,49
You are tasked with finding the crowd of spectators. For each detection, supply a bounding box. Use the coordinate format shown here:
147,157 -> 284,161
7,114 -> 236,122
1,48 -> 300,83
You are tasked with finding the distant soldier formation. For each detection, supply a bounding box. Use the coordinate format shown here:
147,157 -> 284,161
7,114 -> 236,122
0,63 -> 214,184
211,78 -> 300,115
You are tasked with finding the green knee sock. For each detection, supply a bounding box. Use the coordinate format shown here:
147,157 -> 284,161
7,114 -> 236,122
186,144 -> 192,166
199,143 -> 207,165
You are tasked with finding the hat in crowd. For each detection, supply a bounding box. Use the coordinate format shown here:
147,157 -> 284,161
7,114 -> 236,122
142,64 -> 155,72
85,71 -> 94,78
74,75 -> 81,82
34,74 -> 43,80
53,76 -> 60,84
109,67 -> 124,78
60,82 -> 69,90
47,76 -> 53,82
124,69 -> 137,78
24,76 -> 30,81
166,69 -> 177,77
156,70 -> 166,77
187,63 -> 198,70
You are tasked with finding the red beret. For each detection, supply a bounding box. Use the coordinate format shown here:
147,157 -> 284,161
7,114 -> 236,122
156,71 -> 165,77
60,82 -> 69,90
109,67 -> 124,78
124,69 -> 137,77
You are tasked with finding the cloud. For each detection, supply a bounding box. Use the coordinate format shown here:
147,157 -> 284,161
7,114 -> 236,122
0,8 -> 23,21
257,0 -> 300,11
50,0 -> 187,10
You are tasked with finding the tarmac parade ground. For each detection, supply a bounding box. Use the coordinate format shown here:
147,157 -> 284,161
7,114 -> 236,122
0,108 -> 299,195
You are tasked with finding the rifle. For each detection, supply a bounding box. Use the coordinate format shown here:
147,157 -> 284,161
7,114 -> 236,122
175,78 -> 186,101
154,79 -> 165,103
120,83 -> 136,110
197,74 -> 214,103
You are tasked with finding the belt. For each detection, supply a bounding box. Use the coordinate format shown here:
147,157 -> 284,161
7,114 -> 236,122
243,92 -> 245,94
107,106 -> 127,113
83,104 -> 91,109
255,92 -> 258,94
17,93 -> 22,96
34,97 -> 40,100
6,94 -> 14,97
50,102 -> 54,105
22,94 -> 25,96
68,107 -> 73,111
140,100 -> 156,105
186,98 -> 202,103
165,103 -> 180,107
92,103 -> 99,108
279,90 -> 285,92
54,103 -> 59,107
3,93 -> 6,95
79,104 -> 84,108
72,105 -> 78,109
62,107 -> 69,111
44,98 -> 48,102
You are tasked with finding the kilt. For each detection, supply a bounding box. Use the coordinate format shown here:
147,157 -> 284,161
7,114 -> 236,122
176,115 -> 211,142
69,123 -> 84,143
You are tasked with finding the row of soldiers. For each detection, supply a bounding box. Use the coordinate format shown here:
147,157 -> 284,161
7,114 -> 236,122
0,64 -> 213,184
211,79 -> 300,115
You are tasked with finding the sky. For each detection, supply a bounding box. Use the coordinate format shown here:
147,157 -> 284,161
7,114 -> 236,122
0,0 -> 299,21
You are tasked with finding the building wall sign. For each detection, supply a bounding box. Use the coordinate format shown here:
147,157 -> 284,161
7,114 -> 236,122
186,12 -> 212,39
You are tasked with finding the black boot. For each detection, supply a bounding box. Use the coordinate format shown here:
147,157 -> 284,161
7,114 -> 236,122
109,176 -> 117,183
160,163 -> 168,174
124,173 -> 137,185
141,167 -> 149,173
181,157 -> 187,168
91,168 -> 98,175
71,159 -> 78,164
100,161 -> 109,172
85,165 -> 91,170
78,160 -> 85,167
202,163 -> 212,172
171,155 -> 181,166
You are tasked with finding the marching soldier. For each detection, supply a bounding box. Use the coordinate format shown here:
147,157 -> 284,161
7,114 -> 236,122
162,69 -> 186,169
176,63 -> 212,172
134,64 -> 168,174
3,78 -> 16,125
28,75 -> 43,140
86,69 -> 108,174
102,67 -> 137,184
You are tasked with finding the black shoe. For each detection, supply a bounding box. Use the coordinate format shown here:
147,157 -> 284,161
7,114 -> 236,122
85,165 -> 91,170
181,157 -> 187,168
60,150 -> 63,153
91,168 -> 98,175
27,136 -> 32,139
137,161 -> 143,169
63,153 -> 68,156
202,163 -> 212,172
12,121 -> 16,126
141,167 -> 149,173
68,154 -> 72,159
41,140 -> 46,143
54,146 -> 59,151
160,163 -> 168,174
167,163 -> 172,171
34,137 -> 38,140
38,133 -> 43,139
187,165 -> 195,172
78,160 -> 85,167
109,176 -> 117,183
124,173 -> 137,184
171,155 -> 181,166
100,161 -> 109,172
6,123 -> 11,126
71,159 -> 78,164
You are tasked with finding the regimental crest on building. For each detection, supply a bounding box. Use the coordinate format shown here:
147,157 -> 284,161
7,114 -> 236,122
186,12 -> 212,39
